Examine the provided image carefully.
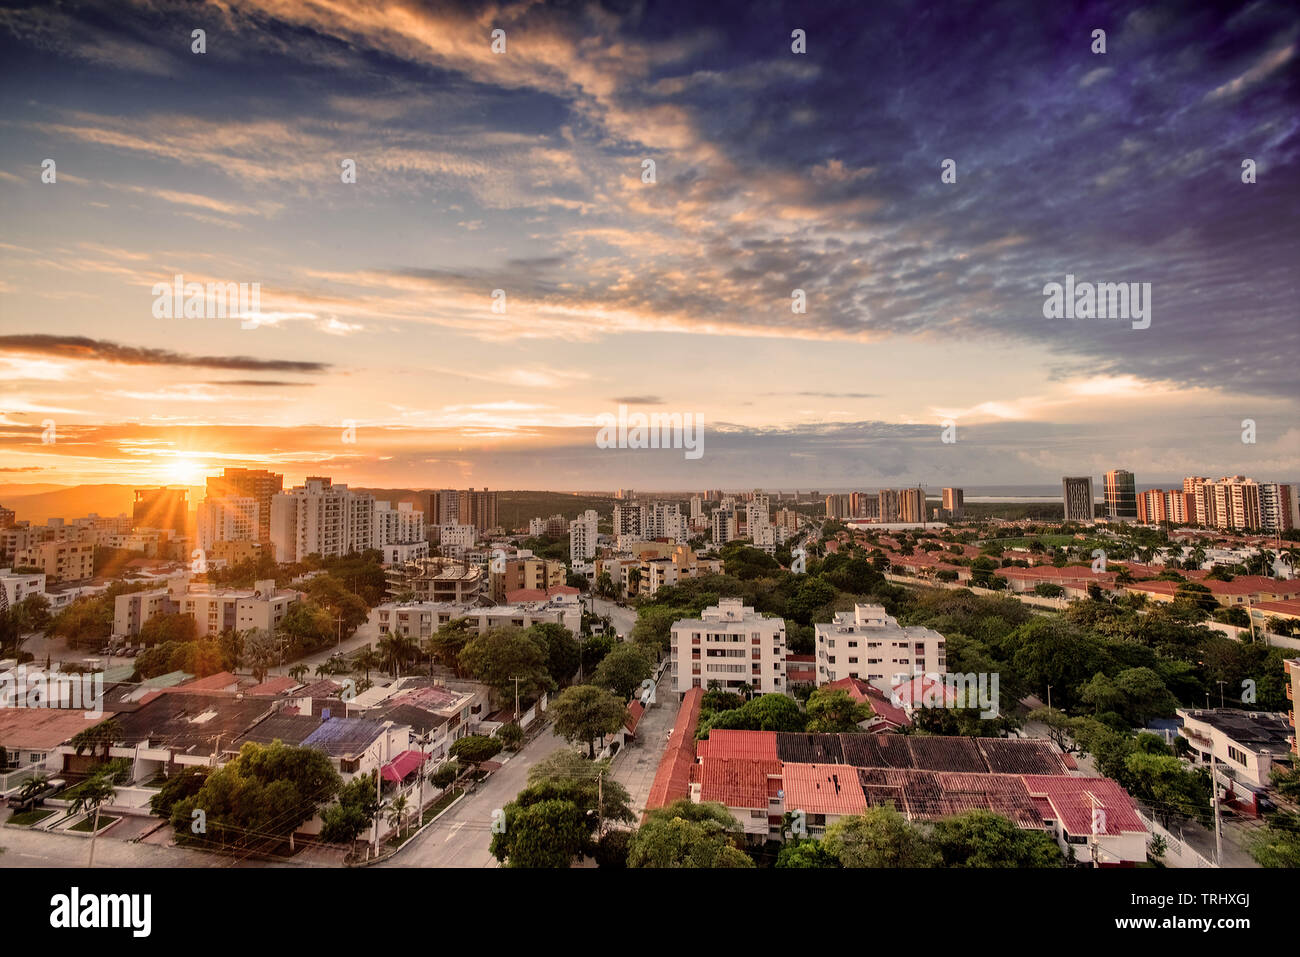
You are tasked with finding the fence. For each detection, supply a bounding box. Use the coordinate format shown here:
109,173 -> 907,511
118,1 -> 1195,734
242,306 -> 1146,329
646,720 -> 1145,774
1137,810 -> 1217,868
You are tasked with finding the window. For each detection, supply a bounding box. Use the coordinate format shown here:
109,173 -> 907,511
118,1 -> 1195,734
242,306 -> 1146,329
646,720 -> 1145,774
1227,745 -> 1248,766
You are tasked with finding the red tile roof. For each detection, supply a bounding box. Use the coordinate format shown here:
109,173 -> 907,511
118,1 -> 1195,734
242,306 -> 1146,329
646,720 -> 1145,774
246,675 -> 299,696
175,671 -> 239,692
1021,774 -> 1146,836
1253,598 -> 1300,617
696,729 -> 780,761
697,758 -> 781,808
781,762 -> 868,816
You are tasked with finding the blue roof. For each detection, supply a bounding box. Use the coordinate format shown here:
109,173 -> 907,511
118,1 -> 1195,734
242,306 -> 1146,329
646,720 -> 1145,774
301,717 -> 387,756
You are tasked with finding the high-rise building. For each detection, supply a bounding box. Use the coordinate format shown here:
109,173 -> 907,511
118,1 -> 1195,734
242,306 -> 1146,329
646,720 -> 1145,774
1136,489 -> 1195,526
0,504 -> 15,529
711,505 -> 737,544
613,502 -> 646,539
132,487 -> 190,535
689,496 -> 704,521
824,494 -> 852,520
270,477 -> 375,563
899,487 -> 927,523
941,487 -> 964,520
205,468 -> 283,540
457,488 -> 498,533
1261,483 -> 1295,532
373,501 -> 427,549
570,509 -> 599,562
196,496 -> 259,551
1062,477 -> 1095,523
1103,469 -> 1138,520
427,489 -> 459,526
877,489 -> 900,523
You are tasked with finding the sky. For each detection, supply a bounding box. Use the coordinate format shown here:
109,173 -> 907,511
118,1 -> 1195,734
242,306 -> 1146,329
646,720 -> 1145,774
1,0 -> 1297,493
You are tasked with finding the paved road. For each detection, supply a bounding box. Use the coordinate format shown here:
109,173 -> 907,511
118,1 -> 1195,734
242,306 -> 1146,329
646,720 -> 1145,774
379,723 -> 571,868
0,821 -> 229,868
608,667 -> 679,817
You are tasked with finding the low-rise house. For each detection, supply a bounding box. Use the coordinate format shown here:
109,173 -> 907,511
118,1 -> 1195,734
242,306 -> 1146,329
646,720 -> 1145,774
1177,707 -> 1292,814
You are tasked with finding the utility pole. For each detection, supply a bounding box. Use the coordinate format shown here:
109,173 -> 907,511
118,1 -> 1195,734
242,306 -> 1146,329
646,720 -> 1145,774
1216,680 -> 1226,709
510,676 -> 523,722
1211,749 -> 1223,866
373,761 -> 383,860
335,612 -> 344,650
596,770 -> 604,839
1046,684 -> 1052,711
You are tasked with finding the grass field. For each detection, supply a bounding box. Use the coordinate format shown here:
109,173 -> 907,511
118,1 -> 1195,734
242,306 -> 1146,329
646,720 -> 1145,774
6,808 -> 55,827
69,813 -> 118,832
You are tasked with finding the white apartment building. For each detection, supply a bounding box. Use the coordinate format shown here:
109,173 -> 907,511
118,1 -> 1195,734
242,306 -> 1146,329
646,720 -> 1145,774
438,522 -> 476,559
270,477 -> 375,563
612,502 -> 645,540
646,502 -> 685,540
569,509 -> 599,562
0,568 -> 46,608
711,505 -> 737,545
671,598 -> 787,694
371,595 -> 581,639
112,577 -> 298,638
814,604 -> 947,684
196,496 -> 259,551
690,496 -> 704,521
374,501 -> 427,552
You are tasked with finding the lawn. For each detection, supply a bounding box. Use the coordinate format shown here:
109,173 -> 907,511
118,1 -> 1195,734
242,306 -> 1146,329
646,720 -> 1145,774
6,808 -> 55,827
69,813 -> 119,833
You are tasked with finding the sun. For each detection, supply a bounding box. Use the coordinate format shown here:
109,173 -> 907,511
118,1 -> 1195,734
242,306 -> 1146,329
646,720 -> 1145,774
164,456 -> 206,486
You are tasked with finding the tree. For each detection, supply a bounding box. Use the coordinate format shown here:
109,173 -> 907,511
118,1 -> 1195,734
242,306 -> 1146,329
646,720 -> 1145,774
805,687 -> 873,733
377,631 -> 418,676
172,741 -> 342,851
149,767 -> 210,819
70,717 -> 122,761
591,643 -> 654,700
430,762 -> 459,790
277,602 -> 336,655
241,627 -> 280,683
353,646 -> 381,680
626,800 -> 753,868
550,685 -> 628,758
320,771 -> 381,845
776,839 -> 841,868
698,693 -> 807,735
822,807 -> 939,868
930,810 -> 1063,867
497,722 -> 524,750
137,611 -> 198,647
70,774 -> 117,867
385,795 -> 409,836
527,622 -> 580,686
449,734 -> 502,771
459,628 -> 552,704
1124,751 -> 1211,828
1250,811 -> 1300,868
428,618 -> 474,676
492,798 -> 591,868
288,664 -> 309,682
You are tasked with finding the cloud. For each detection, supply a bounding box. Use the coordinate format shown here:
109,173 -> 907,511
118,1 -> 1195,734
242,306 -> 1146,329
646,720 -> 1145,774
0,335 -> 330,373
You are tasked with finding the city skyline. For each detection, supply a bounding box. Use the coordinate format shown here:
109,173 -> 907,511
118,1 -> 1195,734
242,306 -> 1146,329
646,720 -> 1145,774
2,0 -> 1297,490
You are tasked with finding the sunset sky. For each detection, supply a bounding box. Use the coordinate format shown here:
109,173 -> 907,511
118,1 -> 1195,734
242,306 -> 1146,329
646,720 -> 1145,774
1,0 -> 1297,492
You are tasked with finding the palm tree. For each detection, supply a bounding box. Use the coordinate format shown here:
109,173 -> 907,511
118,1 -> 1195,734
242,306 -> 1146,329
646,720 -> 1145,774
315,662 -> 335,678
378,632 -> 417,677
288,664 -> 309,682
70,718 -> 123,762
70,775 -> 117,867
353,647 -> 381,681
16,774 -> 50,809
385,795 -> 408,838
